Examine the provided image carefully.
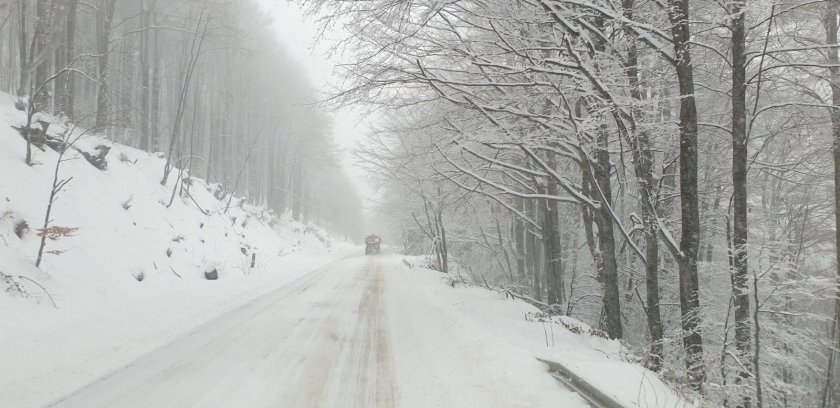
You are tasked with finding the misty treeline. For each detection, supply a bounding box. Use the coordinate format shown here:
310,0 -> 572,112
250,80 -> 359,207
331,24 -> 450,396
1,0 -> 361,236
303,0 -> 839,405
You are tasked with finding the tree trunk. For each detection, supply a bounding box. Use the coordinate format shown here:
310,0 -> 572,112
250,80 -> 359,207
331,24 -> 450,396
94,0 -> 117,129
32,0 -> 51,110
823,5 -> 840,407
540,154 -> 564,309
581,166 -> 600,274
55,0 -> 77,119
437,205 -> 448,273
668,0 -> 707,389
266,130 -> 278,210
291,162 -> 303,222
623,0 -> 663,369
514,195 -> 527,280
52,3 -> 65,116
139,0 -> 151,151
705,184 -> 724,263
592,128 -> 622,339
541,200 -> 563,308
526,197 -> 542,301
15,0 -> 27,97
581,16 -> 623,339
150,3 -> 161,151
302,179 -> 310,224
730,0 -> 753,405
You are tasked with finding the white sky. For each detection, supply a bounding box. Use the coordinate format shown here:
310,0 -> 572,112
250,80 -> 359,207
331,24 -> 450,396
256,0 -> 378,212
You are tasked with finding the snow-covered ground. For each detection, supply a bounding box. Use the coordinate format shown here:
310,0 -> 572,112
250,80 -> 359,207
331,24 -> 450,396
385,257 -> 587,408
0,92 -> 351,407
39,254 -> 689,408
401,257 -> 691,408
47,254 -> 586,408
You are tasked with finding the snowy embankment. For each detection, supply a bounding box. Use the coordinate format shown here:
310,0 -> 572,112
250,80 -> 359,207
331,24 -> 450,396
402,256 -> 691,408
0,93 -> 350,408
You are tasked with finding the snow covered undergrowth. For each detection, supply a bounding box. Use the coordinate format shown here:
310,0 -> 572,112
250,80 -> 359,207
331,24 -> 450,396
401,257 -> 691,408
0,92 -> 351,408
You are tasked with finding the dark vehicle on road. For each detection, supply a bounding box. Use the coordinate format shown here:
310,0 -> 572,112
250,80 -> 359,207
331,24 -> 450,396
365,234 -> 381,255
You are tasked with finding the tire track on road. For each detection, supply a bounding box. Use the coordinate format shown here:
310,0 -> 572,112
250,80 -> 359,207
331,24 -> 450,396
323,258 -> 395,408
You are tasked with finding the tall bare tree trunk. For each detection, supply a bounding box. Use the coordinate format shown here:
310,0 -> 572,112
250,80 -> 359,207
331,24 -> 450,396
542,152 -> 565,309
15,0 -> 27,97
31,0 -> 51,110
139,0 -> 152,151
54,0 -> 77,119
730,0 -> 753,405
641,169 -> 664,371
94,0 -> 117,129
623,0 -> 663,369
592,128 -> 622,339
291,162 -> 303,221
526,197 -> 542,301
823,5 -> 840,407
583,15 -> 623,340
52,3 -> 65,116
150,3 -> 161,152
436,200 -> 448,273
514,195 -> 527,280
668,0 -> 707,390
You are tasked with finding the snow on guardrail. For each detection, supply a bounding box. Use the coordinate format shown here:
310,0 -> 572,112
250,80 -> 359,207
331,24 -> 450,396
537,357 -> 626,408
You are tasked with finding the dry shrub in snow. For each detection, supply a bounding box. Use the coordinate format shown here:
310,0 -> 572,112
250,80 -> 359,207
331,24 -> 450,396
525,312 -> 609,340
36,226 -> 78,241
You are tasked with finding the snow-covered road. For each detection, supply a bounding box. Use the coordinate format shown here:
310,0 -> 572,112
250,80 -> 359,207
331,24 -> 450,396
47,254 -> 581,408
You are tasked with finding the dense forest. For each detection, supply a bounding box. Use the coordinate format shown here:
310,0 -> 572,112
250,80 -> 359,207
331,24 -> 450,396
303,0 -> 840,406
0,0 -> 361,237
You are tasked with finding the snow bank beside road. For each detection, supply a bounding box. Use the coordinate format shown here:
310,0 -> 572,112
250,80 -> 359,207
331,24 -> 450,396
387,256 -> 587,408
0,92 -> 351,408
1,249 -> 352,408
400,258 -> 691,408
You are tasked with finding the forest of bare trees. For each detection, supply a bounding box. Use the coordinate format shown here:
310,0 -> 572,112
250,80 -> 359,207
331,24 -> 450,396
303,0 -> 840,406
1,0 -> 361,236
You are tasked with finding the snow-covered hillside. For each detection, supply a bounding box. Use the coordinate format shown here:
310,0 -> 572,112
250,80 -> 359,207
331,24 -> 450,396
0,92 -> 350,407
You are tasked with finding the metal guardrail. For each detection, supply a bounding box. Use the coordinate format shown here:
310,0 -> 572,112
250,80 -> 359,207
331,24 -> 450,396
537,357 -> 626,408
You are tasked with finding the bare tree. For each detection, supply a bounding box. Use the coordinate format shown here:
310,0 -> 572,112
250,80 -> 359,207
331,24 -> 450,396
93,0 -> 117,129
